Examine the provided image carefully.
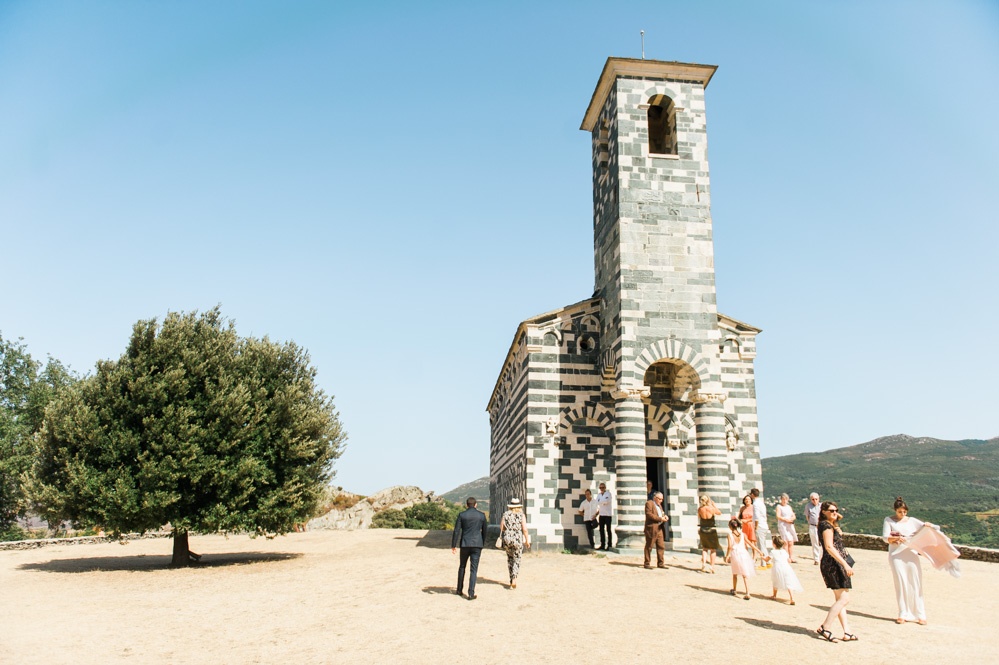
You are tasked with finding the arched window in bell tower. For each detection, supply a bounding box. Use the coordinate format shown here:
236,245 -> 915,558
647,94 -> 677,156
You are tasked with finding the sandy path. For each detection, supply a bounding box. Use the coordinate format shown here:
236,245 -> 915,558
1,529 -> 992,664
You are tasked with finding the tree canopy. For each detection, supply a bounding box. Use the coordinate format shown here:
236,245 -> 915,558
0,333 -> 76,531
31,307 -> 346,564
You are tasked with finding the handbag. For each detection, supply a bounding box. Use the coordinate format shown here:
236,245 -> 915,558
845,552 -> 856,567
495,536 -> 503,549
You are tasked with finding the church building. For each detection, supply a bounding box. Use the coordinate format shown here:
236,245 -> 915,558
487,58 -> 762,551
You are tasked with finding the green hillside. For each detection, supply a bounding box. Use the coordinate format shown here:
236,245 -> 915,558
441,477 -> 490,517
763,434 -> 999,548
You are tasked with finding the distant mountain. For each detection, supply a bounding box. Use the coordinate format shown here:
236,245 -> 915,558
763,434 -> 999,548
441,477 -> 490,515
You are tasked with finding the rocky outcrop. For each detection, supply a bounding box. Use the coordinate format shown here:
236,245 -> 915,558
307,485 -> 442,531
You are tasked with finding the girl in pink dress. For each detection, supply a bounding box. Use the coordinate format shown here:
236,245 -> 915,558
726,518 -> 767,599
769,534 -> 804,604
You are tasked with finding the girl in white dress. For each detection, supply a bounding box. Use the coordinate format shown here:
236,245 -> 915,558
883,496 -> 932,625
775,493 -> 798,562
726,518 -> 767,600
769,534 -> 803,604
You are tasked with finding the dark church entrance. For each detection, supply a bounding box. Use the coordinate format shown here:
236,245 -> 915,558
646,457 -> 672,542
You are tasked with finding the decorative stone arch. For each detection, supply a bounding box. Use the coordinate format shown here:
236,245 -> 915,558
542,329 -> 561,347
579,315 -> 600,333
558,401 -> 615,438
671,410 -> 695,448
634,339 -> 711,389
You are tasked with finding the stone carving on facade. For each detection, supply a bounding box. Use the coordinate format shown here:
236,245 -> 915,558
545,416 -> 560,436
690,392 -> 726,404
726,429 -> 739,451
611,387 -> 651,401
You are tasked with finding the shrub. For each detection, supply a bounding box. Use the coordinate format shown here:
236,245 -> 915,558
371,509 -> 406,529
403,501 -> 461,530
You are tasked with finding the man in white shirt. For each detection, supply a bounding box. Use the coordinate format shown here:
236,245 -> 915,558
750,488 -> 772,565
806,492 -> 822,564
596,482 -> 613,550
576,489 -> 599,549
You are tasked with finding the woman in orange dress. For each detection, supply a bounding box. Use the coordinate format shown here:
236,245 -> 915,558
739,494 -> 756,554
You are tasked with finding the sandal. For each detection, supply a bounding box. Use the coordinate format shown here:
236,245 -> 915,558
895,618 -> 906,625
743,594 -> 751,600
816,627 -> 837,642
842,633 -> 858,642
729,589 -> 736,596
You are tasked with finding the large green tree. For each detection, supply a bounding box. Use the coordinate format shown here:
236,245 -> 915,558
31,307 -> 346,565
0,333 -> 76,531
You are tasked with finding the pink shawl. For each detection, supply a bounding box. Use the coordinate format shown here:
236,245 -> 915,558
904,524 -> 962,578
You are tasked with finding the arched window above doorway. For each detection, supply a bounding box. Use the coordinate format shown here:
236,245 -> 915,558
647,94 -> 677,156
643,359 -> 699,402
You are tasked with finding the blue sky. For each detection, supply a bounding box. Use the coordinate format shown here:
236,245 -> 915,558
2,1 -> 997,496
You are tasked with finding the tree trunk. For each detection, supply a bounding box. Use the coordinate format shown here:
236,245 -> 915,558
171,529 -> 190,567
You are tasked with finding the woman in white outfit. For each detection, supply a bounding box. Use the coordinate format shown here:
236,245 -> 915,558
774,493 -> 798,562
882,496 -> 932,625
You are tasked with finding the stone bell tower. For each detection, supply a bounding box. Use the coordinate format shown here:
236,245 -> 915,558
488,57 -> 761,552
582,58 -> 736,549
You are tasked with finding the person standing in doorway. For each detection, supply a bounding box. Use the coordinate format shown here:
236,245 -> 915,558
577,489 -> 599,549
806,492 -> 822,565
596,482 -> 613,550
643,491 -> 669,569
646,480 -> 656,501
751,488 -> 772,566
451,497 -> 488,600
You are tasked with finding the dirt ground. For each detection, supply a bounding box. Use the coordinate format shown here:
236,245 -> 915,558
1,529 -> 993,664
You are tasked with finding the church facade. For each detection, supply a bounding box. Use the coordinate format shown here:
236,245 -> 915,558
487,58 -> 762,551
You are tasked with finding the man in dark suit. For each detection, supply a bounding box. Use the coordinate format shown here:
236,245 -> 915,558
451,496 -> 488,600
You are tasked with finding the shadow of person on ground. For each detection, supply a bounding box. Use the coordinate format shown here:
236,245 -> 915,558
423,577 -> 505,595
808,604 -> 894,622
734,616 -> 815,637
18,551 -> 302,573
608,560 -> 648,569
685,584 -> 747,597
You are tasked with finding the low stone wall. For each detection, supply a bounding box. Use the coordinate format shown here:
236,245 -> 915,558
798,531 -> 999,563
0,531 -> 172,552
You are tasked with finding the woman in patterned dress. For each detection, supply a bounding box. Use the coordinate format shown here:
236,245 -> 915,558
500,498 -> 531,589
816,501 -> 857,642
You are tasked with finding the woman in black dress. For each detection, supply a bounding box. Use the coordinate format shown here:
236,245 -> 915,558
816,501 -> 857,642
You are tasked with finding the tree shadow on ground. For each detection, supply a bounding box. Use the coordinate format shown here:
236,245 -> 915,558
734,616 -> 816,637
18,551 -> 302,573
808,604 -> 894,622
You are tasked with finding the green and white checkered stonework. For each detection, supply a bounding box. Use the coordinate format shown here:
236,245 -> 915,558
488,58 -> 762,552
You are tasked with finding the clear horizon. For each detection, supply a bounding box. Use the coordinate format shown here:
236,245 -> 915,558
2,1 -> 997,495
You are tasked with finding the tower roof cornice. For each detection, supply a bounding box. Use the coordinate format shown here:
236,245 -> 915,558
580,57 -> 718,131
